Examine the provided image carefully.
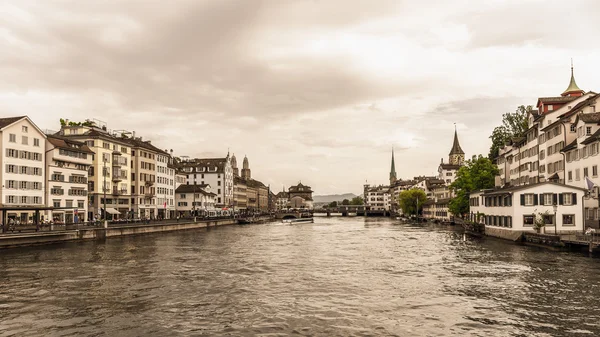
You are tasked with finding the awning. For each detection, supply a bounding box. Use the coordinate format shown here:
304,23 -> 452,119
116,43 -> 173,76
105,208 -> 120,215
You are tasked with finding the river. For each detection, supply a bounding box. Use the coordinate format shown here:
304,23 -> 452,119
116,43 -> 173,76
1,217 -> 600,336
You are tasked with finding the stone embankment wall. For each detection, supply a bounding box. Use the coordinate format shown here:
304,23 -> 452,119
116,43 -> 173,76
0,218 -> 256,249
484,227 -> 524,241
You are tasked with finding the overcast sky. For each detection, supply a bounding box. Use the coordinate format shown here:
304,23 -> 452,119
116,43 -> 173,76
2,0 -> 600,195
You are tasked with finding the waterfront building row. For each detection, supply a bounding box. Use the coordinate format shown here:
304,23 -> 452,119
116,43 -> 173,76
480,67 -> 600,233
0,116 -> 284,225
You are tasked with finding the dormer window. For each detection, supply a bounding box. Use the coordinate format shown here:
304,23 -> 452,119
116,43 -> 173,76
547,105 -> 554,111
570,124 -> 576,132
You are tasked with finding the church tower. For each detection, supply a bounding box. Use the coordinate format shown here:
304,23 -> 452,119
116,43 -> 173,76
241,155 -> 251,180
231,153 -> 239,177
389,147 -> 397,185
561,60 -> 584,97
449,127 -> 465,166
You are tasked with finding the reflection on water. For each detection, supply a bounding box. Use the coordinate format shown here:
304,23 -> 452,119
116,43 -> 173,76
1,217 -> 600,336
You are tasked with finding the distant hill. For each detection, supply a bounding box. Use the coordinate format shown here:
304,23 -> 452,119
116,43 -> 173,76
313,193 -> 358,203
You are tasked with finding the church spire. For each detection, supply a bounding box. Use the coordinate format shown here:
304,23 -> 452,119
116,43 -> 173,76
389,146 -> 397,185
562,59 -> 584,97
449,126 -> 465,166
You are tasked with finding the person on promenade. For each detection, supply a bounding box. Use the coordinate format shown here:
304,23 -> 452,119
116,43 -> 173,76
176,214 -> 180,222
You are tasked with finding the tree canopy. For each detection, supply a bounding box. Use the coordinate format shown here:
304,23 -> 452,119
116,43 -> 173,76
342,199 -> 350,205
328,201 -> 338,208
350,196 -> 364,205
398,189 -> 427,216
488,105 -> 530,159
449,155 -> 499,217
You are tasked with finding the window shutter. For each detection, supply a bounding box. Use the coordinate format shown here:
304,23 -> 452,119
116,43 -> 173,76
572,193 -> 577,205
553,193 -> 558,205
539,194 -> 544,205
559,193 -> 564,205
533,194 -> 538,205
520,194 -> 525,206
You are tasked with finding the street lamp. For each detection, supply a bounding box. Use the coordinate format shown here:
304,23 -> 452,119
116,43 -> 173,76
553,203 -> 558,235
192,179 -> 197,223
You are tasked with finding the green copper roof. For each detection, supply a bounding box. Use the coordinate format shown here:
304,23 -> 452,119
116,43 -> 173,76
563,67 -> 583,95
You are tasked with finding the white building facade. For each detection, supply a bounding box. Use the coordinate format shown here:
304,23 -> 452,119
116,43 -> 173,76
0,116 -> 46,224
470,182 -> 585,235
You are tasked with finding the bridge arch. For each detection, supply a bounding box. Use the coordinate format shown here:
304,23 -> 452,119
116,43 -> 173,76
282,214 -> 298,220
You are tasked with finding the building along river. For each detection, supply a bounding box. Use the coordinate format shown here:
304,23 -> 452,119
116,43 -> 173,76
1,217 -> 600,336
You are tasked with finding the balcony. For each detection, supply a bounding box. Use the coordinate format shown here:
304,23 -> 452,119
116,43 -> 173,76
112,188 -> 127,196
145,179 -> 155,186
144,192 -> 155,198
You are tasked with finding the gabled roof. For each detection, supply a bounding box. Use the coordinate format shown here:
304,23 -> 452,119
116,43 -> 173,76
439,163 -> 460,170
245,178 -> 267,189
575,112 -> 600,125
47,135 -> 95,154
181,158 -> 228,173
121,137 -> 169,155
0,116 -> 26,129
561,139 -> 578,152
175,184 -> 214,195
481,181 -> 585,196
289,182 -> 313,193
275,191 -> 289,198
581,128 -> 600,145
537,96 -> 577,106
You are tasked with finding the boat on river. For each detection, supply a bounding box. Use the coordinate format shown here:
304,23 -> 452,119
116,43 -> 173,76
282,218 -> 314,224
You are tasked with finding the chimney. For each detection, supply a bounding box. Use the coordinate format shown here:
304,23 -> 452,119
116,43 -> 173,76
132,131 -> 136,139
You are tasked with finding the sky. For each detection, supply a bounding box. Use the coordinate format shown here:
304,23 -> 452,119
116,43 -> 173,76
2,0 -> 600,195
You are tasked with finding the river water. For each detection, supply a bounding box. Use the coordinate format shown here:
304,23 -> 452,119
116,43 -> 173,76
1,217 -> 600,336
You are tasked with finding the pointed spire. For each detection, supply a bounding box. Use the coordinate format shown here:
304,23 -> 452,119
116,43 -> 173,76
562,59 -> 584,96
389,146 -> 397,184
449,127 -> 464,156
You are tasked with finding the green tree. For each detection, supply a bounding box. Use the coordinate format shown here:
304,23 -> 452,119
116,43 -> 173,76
342,199 -> 350,205
350,196 -> 364,205
488,105 -> 530,159
328,201 -> 338,208
398,189 -> 427,216
449,155 -> 499,217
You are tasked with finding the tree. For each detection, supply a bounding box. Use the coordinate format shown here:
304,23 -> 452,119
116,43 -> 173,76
398,189 -> 427,216
350,196 -> 364,205
449,155 -> 499,217
328,201 -> 338,208
342,199 -> 350,205
488,105 -> 530,159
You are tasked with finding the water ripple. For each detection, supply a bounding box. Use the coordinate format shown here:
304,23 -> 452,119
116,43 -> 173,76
1,218 -> 600,336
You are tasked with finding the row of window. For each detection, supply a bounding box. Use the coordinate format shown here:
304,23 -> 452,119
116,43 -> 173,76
52,199 -> 85,209
5,165 -> 42,175
5,196 -> 42,204
567,166 -> 598,182
6,149 -> 43,161
156,187 -> 173,195
58,148 -> 88,160
101,142 -> 128,154
8,133 -> 40,147
520,193 -> 576,206
177,201 -> 214,207
5,180 -> 42,190
157,165 -> 174,175
523,214 -> 575,226
566,143 -> 600,162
